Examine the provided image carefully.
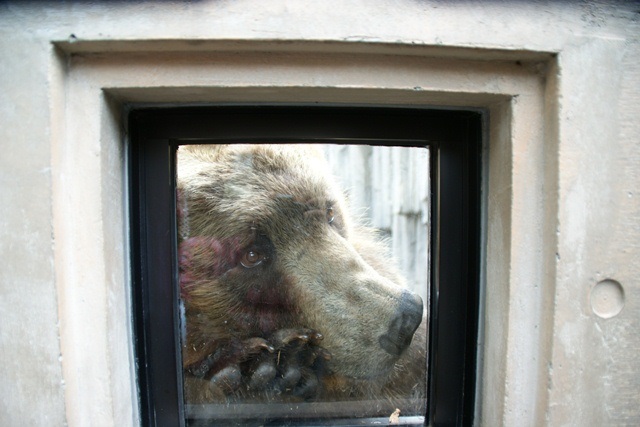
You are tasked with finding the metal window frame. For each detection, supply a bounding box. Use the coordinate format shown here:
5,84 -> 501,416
128,106 -> 481,426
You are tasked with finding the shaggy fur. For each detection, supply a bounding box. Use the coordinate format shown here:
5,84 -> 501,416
177,144 -> 426,405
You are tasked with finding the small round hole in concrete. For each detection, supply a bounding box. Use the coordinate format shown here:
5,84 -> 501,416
590,279 -> 625,319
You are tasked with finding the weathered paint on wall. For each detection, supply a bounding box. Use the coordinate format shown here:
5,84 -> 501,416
0,1 -> 637,426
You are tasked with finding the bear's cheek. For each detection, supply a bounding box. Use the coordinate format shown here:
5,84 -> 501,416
234,294 -> 288,335
236,276 -> 298,334
178,236 -> 243,298
252,308 -> 280,335
244,286 -> 287,306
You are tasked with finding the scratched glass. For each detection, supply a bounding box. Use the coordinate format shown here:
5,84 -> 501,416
177,144 -> 429,425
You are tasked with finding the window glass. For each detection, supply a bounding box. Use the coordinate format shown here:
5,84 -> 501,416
177,144 -> 429,425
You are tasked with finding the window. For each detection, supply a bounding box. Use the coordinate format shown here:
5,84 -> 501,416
129,106 -> 481,426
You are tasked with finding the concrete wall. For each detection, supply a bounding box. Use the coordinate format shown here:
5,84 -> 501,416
0,1 -> 638,426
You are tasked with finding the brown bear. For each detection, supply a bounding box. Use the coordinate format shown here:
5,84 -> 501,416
176,144 -> 426,415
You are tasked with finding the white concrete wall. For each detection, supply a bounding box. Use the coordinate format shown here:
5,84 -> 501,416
0,1 -> 638,426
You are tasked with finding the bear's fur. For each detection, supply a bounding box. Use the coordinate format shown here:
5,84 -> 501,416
177,144 -> 426,408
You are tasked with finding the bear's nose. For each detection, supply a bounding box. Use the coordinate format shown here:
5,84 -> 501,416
378,290 -> 424,356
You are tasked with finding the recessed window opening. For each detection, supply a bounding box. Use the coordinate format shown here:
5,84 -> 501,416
178,143 -> 429,425
129,107 -> 481,426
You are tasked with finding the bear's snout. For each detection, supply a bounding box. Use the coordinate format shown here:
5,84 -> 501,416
378,290 -> 424,356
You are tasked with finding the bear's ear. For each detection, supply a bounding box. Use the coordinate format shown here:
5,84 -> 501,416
178,144 -> 228,162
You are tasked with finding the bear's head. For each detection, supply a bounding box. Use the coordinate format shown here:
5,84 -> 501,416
177,144 -> 424,384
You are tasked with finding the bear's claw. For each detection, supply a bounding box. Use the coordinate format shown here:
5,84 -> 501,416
189,337 -> 273,379
270,328 -> 314,346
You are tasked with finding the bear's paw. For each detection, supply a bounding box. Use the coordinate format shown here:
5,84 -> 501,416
187,328 -> 330,402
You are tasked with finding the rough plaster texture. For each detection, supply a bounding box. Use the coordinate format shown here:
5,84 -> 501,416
0,1 -> 638,426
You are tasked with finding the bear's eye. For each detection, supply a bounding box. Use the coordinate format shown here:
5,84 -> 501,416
326,207 -> 335,224
240,250 -> 265,268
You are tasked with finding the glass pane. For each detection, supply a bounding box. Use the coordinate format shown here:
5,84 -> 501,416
176,144 -> 429,425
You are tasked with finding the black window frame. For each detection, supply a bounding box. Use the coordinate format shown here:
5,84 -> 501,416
129,106 -> 482,426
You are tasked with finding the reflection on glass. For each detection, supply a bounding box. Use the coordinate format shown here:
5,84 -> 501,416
176,144 -> 429,425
